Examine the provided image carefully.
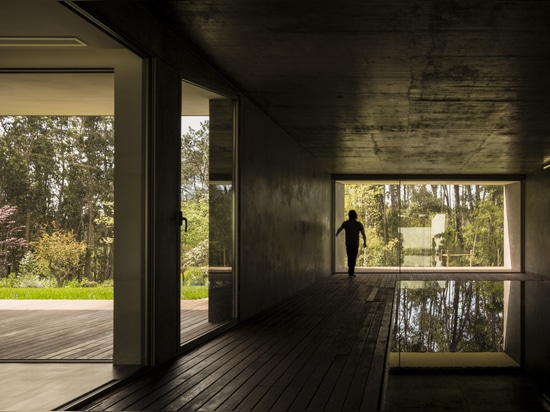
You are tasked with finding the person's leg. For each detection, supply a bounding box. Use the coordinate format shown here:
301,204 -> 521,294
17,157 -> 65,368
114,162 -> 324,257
346,245 -> 359,276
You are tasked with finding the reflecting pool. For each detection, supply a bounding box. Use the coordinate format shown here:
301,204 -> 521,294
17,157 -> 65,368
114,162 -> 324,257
391,280 -> 520,368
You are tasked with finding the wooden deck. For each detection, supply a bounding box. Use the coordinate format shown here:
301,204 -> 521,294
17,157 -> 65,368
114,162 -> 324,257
78,274 -> 397,411
0,299 -> 210,361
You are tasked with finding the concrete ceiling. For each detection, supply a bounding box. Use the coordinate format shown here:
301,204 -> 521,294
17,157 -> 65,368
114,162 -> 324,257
143,0 -> 550,175
2,1 -> 550,176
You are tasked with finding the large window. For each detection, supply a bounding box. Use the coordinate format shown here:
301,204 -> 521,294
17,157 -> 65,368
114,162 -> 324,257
335,180 -> 521,272
0,70 -> 115,361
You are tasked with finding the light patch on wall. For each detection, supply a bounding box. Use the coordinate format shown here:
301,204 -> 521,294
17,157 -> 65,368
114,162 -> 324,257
0,72 -> 113,116
0,37 -> 87,47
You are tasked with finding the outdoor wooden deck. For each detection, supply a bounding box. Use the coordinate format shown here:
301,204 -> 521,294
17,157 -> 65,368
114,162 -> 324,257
0,299 -> 210,360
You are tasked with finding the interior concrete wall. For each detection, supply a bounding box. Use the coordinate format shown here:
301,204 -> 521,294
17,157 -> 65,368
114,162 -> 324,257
238,98 -> 332,320
503,281 -> 522,365
334,182 -> 346,272
75,0 -> 333,328
523,167 -> 550,396
504,182 -> 522,271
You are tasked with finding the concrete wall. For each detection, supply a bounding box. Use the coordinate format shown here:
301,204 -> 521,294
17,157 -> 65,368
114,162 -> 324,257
523,167 -> 550,396
238,98 -> 332,320
504,182 -> 522,271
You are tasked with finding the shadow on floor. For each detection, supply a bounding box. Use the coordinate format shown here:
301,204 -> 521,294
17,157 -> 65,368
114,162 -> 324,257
384,371 -> 550,411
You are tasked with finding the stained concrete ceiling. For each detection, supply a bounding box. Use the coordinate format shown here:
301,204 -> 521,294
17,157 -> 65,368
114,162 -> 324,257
2,1 -> 550,176
143,0 -> 550,176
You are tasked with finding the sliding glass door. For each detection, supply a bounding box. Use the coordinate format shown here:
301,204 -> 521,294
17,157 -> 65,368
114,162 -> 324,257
180,81 -> 236,346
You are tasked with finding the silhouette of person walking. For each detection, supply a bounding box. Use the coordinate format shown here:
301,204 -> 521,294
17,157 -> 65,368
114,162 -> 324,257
336,210 -> 366,277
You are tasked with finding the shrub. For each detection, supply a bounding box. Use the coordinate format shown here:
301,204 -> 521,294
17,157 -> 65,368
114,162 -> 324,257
101,279 -> 114,288
65,278 -> 99,288
33,226 -> 86,287
19,251 -> 52,279
0,272 -> 55,288
182,267 -> 208,286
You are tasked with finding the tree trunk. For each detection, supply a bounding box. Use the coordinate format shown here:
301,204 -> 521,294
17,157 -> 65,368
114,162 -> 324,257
84,198 -> 94,280
450,281 -> 460,351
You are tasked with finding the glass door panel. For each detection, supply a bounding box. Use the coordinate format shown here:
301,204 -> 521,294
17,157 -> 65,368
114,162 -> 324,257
180,82 -> 236,346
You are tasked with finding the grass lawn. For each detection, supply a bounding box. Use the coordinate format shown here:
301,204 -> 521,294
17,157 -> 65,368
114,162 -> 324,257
0,286 -> 208,300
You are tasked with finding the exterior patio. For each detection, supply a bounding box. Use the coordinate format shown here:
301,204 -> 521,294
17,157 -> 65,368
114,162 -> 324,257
0,299 -> 210,360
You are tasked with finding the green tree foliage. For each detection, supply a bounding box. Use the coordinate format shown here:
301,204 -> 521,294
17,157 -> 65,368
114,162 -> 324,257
181,121 -> 210,270
33,225 -> 86,287
0,116 -> 114,283
344,183 -> 505,268
345,184 -> 402,266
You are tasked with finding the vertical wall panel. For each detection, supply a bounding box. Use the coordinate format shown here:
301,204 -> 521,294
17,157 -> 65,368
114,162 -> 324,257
238,98 -> 332,320
113,54 -> 147,365
524,168 -> 550,396
149,59 -> 182,365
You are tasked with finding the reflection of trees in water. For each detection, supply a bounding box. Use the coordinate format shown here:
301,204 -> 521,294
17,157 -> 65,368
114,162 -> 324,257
392,281 -> 504,353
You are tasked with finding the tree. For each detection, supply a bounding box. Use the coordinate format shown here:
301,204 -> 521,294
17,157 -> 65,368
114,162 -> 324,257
345,184 -> 402,267
0,116 -> 115,282
0,205 -> 28,276
33,225 -> 85,287
181,121 -> 210,270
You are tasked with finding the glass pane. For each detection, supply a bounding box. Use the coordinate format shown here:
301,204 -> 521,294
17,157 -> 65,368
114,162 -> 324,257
340,183 -> 402,270
399,184 -> 504,269
337,182 -> 512,272
180,83 -> 235,345
0,113 -> 115,360
207,99 -> 234,323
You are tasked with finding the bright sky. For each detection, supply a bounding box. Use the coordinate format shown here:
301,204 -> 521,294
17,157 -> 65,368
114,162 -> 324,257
181,116 -> 208,133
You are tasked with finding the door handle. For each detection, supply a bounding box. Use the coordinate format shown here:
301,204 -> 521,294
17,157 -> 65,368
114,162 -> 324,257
179,211 -> 188,232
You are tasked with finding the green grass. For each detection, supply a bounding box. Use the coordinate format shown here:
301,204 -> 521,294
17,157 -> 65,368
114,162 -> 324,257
181,286 -> 208,300
0,286 -> 209,300
0,287 -> 113,300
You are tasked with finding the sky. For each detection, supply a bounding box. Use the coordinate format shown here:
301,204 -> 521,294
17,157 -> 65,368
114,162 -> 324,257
182,116 -> 208,133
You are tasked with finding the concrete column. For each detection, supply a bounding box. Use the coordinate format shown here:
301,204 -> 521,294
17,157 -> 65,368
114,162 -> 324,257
112,54 -> 148,365
334,182 -> 346,272
148,60 -> 182,365
112,57 -> 181,366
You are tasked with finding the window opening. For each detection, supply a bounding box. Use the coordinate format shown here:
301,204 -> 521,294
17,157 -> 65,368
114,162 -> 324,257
335,180 -> 521,272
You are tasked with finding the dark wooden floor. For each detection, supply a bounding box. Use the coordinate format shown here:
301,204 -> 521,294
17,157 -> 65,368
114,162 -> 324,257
79,274 -> 397,411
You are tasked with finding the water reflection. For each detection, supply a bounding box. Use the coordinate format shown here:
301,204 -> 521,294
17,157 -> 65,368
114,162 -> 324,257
392,281 -> 504,353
